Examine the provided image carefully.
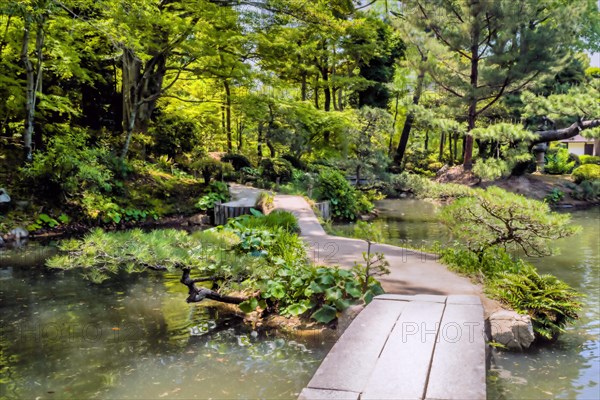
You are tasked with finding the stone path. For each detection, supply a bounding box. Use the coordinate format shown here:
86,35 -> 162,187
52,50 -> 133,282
299,294 -> 486,400
274,195 -> 482,297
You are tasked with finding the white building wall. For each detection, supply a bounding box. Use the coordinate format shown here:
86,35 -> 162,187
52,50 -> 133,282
566,142 -> 586,156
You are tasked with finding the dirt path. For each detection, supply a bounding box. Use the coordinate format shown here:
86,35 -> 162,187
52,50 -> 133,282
274,195 -> 488,299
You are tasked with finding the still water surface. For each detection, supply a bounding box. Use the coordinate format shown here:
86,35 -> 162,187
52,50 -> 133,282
0,245 -> 332,399
1,200 -> 597,399
335,199 -> 599,400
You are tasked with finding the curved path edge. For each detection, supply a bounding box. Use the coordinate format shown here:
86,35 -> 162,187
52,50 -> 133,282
273,194 -> 501,316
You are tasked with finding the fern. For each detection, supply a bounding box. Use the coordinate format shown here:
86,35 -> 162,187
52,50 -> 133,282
486,269 -> 583,340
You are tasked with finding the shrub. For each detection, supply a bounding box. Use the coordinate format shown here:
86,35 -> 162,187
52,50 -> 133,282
544,148 -> 578,175
316,168 -> 368,220
192,158 -> 229,183
486,268 -> 582,341
570,179 -> 600,200
579,155 -> 600,165
439,243 -> 529,281
22,130 -> 113,197
281,154 -> 307,170
572,164 -> 600,183
441,186 -> 579,258
259,158 -> 293,183
226,210 -> 299,234
148,114 -> 199,158
544,188 -> 564,204
221,153 -> 253,171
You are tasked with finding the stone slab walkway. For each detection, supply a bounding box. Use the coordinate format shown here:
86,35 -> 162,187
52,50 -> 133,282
274,195 -> 481,297
299,294 -> 486,400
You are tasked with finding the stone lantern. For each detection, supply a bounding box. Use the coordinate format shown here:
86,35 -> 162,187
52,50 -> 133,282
532,142 -> 548,172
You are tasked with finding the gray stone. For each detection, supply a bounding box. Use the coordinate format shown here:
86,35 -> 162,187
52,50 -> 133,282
447,294 -> 482,305
0,188 -> 10,203
425,303 -> 486,400
307,299 -> 407,393
189,214 -> 210,225
336,304 -> 364,336
488,309 -> 535,351
0,236 -> 4,247
8,227 -> 29,240
362,301 -> 445,400
298,388 -> 359,400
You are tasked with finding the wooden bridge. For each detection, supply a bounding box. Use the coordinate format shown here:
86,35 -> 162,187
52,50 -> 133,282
299,294 -> 486,400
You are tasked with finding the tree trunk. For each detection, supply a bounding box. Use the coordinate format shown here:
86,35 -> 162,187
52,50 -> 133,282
463,0 -> 481,170
180,269 -> 246,305
301,70 -> 307,101
237,118 -> 244,151
257,121 -> 264,159
389,91 -> 400,157
20,20 -> 44,162
314,75 -> 319,109
224,80 -> 232,152
120,46 -> 168,160
267,104 -> 276,157
394,61 -> 426,166
438,131 -> 445,161
323,72 -> 331,112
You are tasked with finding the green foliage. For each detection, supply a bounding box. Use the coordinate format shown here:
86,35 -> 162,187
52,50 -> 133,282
148,114 -> 200,158
221,153 -> 253,171
281,154 -> 307,170
26,213 -> 70,231
441,186 -> 579,257
579,155 -> 600,165
545,148 -> 578,175
544,188 -> 565,204
195,181 -> 230,210
487,268 -> 582,341
48,223 -> 378,325
259,158 -> 294,183
570,179 -> 600,200
225,211 -> 300,235
390,172 -> 474,200
192,158 -> 230,183
438,243 -> 530,281
351,221 -> 389,303
572,164 -> 600,183
22,129 -> 113,196
195,192 -> 226,211
316,168 -> 373,220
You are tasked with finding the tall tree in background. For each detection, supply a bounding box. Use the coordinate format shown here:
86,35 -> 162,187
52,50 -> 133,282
399,0 -> 598,169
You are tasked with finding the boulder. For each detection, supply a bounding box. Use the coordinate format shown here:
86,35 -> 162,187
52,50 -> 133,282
488,310 -> 535,351
7,227 -> 29,240
336,304 -> 365,337
0,236 -> 4,247
0,188 -> 10,207
0,188 -> 10,204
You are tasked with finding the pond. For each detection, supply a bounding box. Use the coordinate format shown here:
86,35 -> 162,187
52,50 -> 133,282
335,199 -> 600,400
0,243 -> 333,399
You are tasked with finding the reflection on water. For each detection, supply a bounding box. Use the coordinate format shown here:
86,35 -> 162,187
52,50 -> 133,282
336,200 -> 599,400
0,246 -> 333,399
